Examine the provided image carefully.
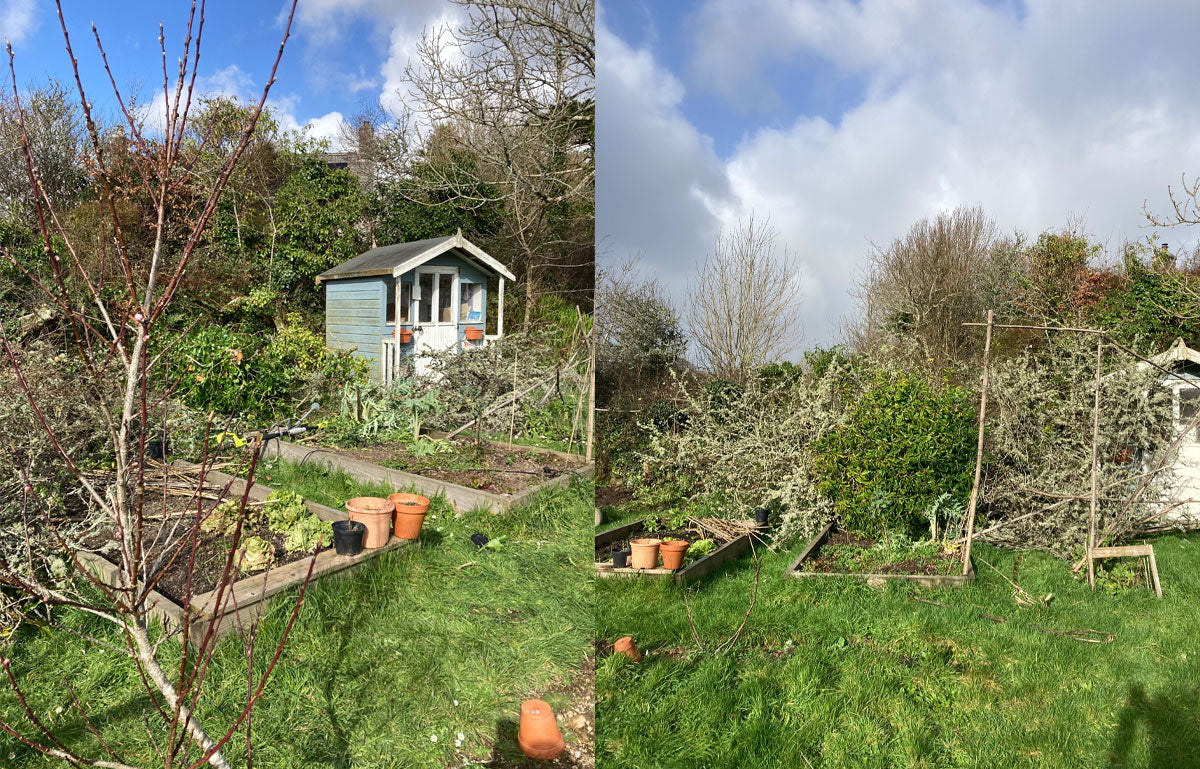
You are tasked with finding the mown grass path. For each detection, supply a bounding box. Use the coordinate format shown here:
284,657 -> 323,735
595,529 -> 1200,768
1,459 -> 594,768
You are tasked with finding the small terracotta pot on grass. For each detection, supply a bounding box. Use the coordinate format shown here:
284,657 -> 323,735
659,539 -> 688,570
387,492 -> 431,540
518,699 -> 565,760
613,636 -> 642,661
629,538 -> 661,569
345,497 -> 393,548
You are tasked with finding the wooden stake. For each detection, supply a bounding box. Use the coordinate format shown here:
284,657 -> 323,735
1087,337 -> 1103,590
585,324 -> 596,463
961,310 -> 994,576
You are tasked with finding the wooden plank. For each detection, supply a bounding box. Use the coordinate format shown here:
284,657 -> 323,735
1089,545 -> 1152,558
594,519 -> 647,547
676,533 -> 752,583
787,521 -> 834,574
76,551 -> 186,631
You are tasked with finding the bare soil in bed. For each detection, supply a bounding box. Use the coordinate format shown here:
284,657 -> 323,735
79,490 -> 319,604
321,439 -> 583,495
804,530 -> 960,576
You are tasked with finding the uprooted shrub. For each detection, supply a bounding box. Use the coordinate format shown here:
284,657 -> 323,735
980,336 -> 1176,556
636,360 -> 856,542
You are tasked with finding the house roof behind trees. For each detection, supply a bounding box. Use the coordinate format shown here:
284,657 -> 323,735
316,232 -> 516,284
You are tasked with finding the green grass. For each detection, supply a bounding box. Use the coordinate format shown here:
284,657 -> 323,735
595,525 -> 1200,768
0,458 -> 594,768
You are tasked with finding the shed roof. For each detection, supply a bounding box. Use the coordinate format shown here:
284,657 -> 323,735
316,232 -> 516,284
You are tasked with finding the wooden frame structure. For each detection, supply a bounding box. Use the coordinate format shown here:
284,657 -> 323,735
960,313 -> 1200,593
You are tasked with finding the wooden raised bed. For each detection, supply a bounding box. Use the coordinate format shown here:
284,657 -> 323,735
77,464 -> 412,646
594,518 -> 758,583
785,522 -> 975,589
264,439 -> 594,514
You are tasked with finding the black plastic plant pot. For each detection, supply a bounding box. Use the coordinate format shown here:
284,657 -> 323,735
613,550 -> 629,568
470,533 -> 490,549
147,438 -> 169,461
332,520 -> 367,556
754,507 -> 770,525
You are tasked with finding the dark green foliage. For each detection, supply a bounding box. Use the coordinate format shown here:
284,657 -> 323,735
271,159 -> 366,301
1089,247 -> 1200,348
812,370 -> 977,536
171,317 -> 368,422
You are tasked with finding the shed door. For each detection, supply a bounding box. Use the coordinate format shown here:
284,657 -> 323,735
413,266 -> 459,375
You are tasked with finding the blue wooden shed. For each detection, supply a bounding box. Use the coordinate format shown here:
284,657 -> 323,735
316,232 -> 516,382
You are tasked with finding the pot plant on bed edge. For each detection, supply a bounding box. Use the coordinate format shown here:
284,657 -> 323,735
331,520 -> 367,556
346,497 -> 393,548
660,538 -> 688,570
387,492 -> 431,539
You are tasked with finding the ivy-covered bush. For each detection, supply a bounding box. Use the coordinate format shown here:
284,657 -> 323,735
811,370 -> 977,536
171,314 -> 367,423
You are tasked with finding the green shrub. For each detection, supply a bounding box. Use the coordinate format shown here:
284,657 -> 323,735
811,370 -> 976,536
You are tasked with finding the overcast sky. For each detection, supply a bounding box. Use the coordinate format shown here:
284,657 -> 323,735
598,0 -> 1200,348
0,0 -> 461,149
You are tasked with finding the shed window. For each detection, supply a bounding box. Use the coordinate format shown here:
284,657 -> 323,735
1181,388 -> 1200,438
418,273 -> 433,324
385,283 -> 396,324
460,282 -> 482,322
438,273 -> 454,323
399,282 -> 411,323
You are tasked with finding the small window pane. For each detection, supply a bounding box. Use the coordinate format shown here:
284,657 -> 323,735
385,282 -> 396,324
1181,389 -> 1199,421
418,273 -> 433,324
438,273 -> 453,323
460,283 -> 482,322
399,282 -> 411,323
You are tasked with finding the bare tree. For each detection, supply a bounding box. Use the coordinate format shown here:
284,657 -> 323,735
397,0 -> 595,325
850,205 -> 1007,369
1145,171 -> 1200,228
686,217 -> 804,382
0,3 -> 305,767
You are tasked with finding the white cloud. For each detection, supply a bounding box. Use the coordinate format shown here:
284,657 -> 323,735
603,0 -> 1200,348
596,19 -> 733,318
138,64 -> 348,150
285,0 -> 460,118
0,0 -> 38,47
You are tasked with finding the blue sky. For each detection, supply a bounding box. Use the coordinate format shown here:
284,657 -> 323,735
598,0 -> 1200,346
0,0 -> 463,146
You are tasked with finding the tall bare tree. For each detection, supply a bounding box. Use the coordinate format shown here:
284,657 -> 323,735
397,0 -> 595,325
686,217 -> 804,382
850,205 -> 1010,370
0,3 -> 305,767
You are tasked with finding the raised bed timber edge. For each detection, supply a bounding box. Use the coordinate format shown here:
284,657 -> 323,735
264,439 -> 595,514
77,463 -> 412,647
785,522 -> 975,589
594,518 -> 758,584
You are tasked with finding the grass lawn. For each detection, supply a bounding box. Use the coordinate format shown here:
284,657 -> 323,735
595,511 -> 1200,768
0,458 -> 594,768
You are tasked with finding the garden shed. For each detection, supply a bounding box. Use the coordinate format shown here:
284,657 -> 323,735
316,232 -> 516,381
1143,338 -> 1200,525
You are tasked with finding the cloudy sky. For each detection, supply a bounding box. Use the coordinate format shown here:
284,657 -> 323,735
0,0 -> 461,148
598,0 -> 1200,347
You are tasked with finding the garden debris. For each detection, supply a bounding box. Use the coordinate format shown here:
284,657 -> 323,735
906,591 -> 1113,644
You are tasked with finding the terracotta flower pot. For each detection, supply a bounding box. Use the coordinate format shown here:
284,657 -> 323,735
659,539 -> 688,570
387,492 -> 430,540
517,699 -> 565,760
629,538 -> 661,569
398,328 -> 413,344
613,636 -> 642,661
345,497 -> 392,548
464,326 -> 484,341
